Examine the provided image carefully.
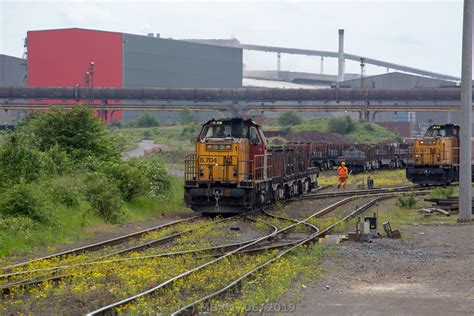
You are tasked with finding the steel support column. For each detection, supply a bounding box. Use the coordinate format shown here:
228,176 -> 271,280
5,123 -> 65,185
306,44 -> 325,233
459,0 -> 473,221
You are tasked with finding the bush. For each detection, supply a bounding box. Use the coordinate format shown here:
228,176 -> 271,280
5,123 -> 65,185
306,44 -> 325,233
102,162 -> 147,202
180,125 -> 197,141
179,108 -> 195,125
277,110 -> 302,127
128,113 -> 160,128
143,130 -> 153,139
23,106 -> 120,162
431,186 -> 455,199
83,172 -> 125,223
397,193 -> 418,209
0,183 -> 50,222
0,133 -> 47,186
44,145 -> 74,175
327,116 -> 355,134
130,157 -> 171,199
50,183 -> 81,207
0,216 -> 36,243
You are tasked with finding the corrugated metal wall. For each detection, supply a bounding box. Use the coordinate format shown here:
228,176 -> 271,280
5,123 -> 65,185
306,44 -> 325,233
123,34 -> 242,88
0,54 -> 25,86
0,54 -> 26,124
27,28 -> 124,122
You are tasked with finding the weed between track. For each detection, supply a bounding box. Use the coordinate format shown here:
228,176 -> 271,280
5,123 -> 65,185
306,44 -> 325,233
1,170 -> 422,315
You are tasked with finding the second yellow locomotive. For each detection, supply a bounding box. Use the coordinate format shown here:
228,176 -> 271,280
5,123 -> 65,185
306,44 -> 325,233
406,124 -> 461,185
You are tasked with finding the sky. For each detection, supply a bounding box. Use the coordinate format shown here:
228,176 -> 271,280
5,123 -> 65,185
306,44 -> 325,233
0,0 -> 464,78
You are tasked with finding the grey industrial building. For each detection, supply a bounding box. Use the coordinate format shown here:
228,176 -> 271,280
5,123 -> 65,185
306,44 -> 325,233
0,54 -> 26,124
123,33 -> 242,88
338,72 -> 459,125
120,33 -> 243,122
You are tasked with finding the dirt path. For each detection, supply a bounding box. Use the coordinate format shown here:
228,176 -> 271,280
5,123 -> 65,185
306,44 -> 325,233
279,223 -> 474,315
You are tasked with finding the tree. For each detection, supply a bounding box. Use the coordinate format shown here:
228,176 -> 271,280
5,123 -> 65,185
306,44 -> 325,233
22,106 -> 120,162
0,133 -> 46,185
327,116 -> 355,134
135,113 -> 160,128
179,108 -> 195,125
277,110 -> 302,127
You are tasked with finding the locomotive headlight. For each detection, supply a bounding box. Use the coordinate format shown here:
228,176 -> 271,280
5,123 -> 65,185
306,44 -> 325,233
199,166 -> 204,177
233,166 -> 238,177
219,145 -> 225,150
420,141 -> 424,144
226,144 -> 231,150
206,144 -> 212,150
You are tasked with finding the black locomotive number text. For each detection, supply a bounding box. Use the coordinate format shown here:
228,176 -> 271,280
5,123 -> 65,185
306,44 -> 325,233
199,157 -> 218,164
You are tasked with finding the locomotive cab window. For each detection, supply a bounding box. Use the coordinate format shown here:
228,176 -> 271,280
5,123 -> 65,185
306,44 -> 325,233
249,127 -> 260,144
199,119 -> 250,140
425,124 -> 459,138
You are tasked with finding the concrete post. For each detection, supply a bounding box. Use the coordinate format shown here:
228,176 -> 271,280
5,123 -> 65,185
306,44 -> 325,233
3,110 -> 8,125
337,29 -> 345,82
277,52 -> 281,75
459,0 -> 473,221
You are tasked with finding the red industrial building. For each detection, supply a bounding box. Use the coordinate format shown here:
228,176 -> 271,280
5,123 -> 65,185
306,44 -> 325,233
28,29 -> 124,121
26,28 -> 243,122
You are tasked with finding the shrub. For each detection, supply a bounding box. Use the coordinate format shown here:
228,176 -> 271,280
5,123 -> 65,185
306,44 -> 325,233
102,162 -> 147,202
0,216 -> 36,240
130,113 -> 160,128
431,186 -> 455,199
277,110 -> 302,127
23,106 -> 120,162
83,172 -> 125,223
327,116 -> 355,134
143,130 -> 153,139
397,193 -> 418,209
180,125 -> 197,141
130,157 -> 171,199
179,108 -> 195,125
44,145 -> 73,175
0,183 -> 50,222
50,183 -> 81,207
0,133 -> 46,185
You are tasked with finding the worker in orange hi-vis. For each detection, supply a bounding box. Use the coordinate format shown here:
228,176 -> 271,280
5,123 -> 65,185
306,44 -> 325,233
337,162 -> 349,189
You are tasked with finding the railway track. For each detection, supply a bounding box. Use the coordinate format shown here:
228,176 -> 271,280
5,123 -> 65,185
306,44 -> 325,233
0,215 -> 201,271
170,189 -> 435,315
1,186 -> 433,314
0,215 -> 266,293
300,185 -> 428,200
85,188 -> 433,315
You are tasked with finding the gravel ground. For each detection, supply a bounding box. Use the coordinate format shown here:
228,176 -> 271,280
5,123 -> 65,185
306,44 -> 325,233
276,222 -> 474,315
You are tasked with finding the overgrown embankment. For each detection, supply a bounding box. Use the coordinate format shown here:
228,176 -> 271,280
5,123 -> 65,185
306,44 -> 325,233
266,111 -> 401,144
0,107 -> 187,257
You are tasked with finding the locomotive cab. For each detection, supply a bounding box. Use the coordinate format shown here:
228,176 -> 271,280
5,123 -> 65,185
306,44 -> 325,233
407,124 -> 460,185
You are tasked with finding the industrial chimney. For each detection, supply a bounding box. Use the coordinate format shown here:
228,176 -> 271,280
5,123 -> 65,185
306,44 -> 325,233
338,29 -> 345,82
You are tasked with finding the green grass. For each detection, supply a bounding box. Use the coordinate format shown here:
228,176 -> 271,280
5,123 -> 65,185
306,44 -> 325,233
263,116 -> 400,144
0,175 -> 190,258
318,169 -> 411,187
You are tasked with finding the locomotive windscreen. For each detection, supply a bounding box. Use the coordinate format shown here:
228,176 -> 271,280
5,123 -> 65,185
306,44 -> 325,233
231,118 -> 244,138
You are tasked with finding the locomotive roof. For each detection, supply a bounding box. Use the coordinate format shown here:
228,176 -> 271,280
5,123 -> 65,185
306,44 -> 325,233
204,118 -> 259,127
